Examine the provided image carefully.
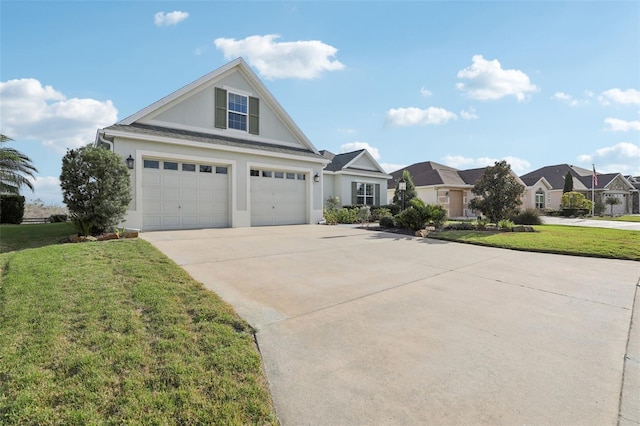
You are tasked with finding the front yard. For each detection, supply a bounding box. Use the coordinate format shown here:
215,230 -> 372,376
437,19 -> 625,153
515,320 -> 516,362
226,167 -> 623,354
428,224 -> 640,261
0,224 -> 277,424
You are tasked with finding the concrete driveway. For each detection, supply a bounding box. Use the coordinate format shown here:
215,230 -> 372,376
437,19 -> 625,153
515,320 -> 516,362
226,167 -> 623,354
142,225 -> 640,425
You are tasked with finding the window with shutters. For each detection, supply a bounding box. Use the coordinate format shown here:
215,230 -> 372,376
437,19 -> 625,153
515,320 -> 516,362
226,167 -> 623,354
215,87 -> 259,135
352,182 -> 380,206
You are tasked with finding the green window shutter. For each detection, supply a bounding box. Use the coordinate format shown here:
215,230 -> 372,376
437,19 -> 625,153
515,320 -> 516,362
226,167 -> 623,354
351,182 -> 357,205
249,96 -> 259,135
374,184 -> 380,206
215,87 -> 227,129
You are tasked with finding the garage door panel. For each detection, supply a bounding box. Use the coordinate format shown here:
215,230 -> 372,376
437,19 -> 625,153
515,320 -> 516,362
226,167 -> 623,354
143,159 -> 230,231
251,172 -> 306,226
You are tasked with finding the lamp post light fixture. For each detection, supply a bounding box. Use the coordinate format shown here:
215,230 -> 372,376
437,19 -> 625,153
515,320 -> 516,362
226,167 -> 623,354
126,155 -> 135,170
314,172 -> 320,183
398,178 -> 407,211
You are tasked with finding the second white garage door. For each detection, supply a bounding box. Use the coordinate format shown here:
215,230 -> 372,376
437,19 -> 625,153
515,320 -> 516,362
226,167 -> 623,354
142,159 -> 230,230
250,169 -> 307,226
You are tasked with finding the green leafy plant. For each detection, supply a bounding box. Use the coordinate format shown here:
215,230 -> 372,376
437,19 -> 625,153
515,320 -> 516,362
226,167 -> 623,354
395,198 -> 448,231
336,207 -> 359,224
512,208 -> 542,225
467,160 -> 524,223
0,194 -> 25,224
60,146 -> 132,235
392,170 -> 417,209
379,216 -> 395,228
498,219 -> 514,230
358,205 -> 371,225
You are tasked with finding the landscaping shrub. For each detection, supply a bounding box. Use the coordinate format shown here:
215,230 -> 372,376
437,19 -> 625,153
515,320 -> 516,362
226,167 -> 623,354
323,208 -> 338,225
512,208 -> 542,225
0,194 -> 25,224
379,215 -> 395,228
371,207 -> 391,222
444,222 -> 475,230
394,199 -> 448,231
336,207 -> 359,224
48,214 -> 68,223
498,219 -> 515,230
358,205 -> 371,223
60,146 -> 132,235
380,203 -> 401,216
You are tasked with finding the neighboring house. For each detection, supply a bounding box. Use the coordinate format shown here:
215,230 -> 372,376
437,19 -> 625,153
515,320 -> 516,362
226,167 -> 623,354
626,176 -> 640,214
387,161 -> 526,218
320,149 -> 391,207
94,58 -> 329,231
520,164 -> 637,215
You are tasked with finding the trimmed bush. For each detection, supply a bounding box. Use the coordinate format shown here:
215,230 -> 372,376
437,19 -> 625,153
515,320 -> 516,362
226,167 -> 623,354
444,222 -> 475,230
512,208 -> 542,225
0,194 -> 25,224
371,207 -> 391,222
48,214 -> 68,223
379,215 -> 395,228
395,198 -> 448,231
336,207 -> 359,224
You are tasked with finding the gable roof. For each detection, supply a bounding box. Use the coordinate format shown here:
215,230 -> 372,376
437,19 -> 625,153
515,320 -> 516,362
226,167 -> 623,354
115,57 -> 319,155
520,164 -> 617,190
322,149 -> 390,177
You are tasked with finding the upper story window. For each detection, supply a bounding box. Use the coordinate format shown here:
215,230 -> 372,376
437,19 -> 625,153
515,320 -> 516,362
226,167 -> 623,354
215,87 -> 259,135
228,93 -> 248,131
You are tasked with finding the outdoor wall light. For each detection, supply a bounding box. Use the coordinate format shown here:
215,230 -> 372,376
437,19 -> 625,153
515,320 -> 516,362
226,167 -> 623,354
126,155 -> 135,170
314,173 -> 320,183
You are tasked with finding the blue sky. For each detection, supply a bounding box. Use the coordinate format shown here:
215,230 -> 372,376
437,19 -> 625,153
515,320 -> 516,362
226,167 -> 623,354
1,1 -> 639,205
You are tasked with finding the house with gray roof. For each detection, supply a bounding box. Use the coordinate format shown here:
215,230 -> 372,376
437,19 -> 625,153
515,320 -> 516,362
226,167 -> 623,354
387,161 -> 526,218
94,58 -> 329,230
520,164 -> 637,215
320,149 -> 391,207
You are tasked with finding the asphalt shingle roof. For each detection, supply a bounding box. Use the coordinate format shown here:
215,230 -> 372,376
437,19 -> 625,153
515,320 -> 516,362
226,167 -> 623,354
520,164 -> 612,190
104,123 -> 325,160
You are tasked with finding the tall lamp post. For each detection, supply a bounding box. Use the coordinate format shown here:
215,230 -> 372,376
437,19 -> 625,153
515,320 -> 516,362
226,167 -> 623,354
398,178 -> 407,211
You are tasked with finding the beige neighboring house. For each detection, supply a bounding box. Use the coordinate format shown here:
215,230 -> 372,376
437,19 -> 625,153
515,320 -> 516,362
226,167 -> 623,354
520,164 -> 637,215
94,57 -> 328,231
387,161 -> 527,218
320,149 -> 391,207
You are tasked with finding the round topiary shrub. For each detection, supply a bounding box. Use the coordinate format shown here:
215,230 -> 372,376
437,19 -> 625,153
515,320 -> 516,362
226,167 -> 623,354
379,215 -> 395,228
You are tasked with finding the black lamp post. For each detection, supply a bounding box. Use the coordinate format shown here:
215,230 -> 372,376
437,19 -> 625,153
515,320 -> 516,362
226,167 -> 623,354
398,178 -> 407,211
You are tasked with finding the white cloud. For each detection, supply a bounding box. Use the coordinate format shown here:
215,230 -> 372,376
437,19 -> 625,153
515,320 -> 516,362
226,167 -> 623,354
604,117 -> 640,131
460,106 -> 478,120
214,34 -> 344,80
578,142 -> 640,175
380,163 -> 408,174
0,78 -> 118,153
154,11 -> 189,27
28,176 -> 63,205
420,87 -> 432,97
456,55 -> 538,101
442,154 -> 531,174
340,142 -> 380,160
552,92 -> 579,106
386,107 -> 457,126
599,88 -> 640,105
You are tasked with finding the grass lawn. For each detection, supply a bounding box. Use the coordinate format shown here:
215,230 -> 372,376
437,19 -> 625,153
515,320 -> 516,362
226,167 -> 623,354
0,225 -> 277,424
429,224 -> 640,261
591,215 -> 640,223
0,222 -> 76,253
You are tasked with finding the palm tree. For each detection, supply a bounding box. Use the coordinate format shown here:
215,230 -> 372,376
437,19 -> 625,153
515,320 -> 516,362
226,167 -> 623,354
0,133 -> 38,194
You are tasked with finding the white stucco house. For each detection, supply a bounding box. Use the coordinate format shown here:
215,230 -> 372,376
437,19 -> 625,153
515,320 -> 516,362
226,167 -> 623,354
320,149 -> 391,207
94,58 -> 329,231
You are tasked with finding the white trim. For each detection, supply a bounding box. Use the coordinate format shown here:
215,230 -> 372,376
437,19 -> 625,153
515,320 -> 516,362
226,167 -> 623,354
117,57 -> 320,155
332,169 -> 392,179
341,150 -> 389,175
135,149 -> 237,228
223,85 -> 253,97
104,128 -> 329,165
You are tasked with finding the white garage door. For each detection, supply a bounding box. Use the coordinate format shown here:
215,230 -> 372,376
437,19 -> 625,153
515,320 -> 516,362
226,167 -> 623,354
142,159 -> 230,230
250,169 -> 307,226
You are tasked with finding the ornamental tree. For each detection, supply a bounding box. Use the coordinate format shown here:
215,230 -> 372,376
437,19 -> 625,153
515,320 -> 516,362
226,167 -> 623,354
467,160 -> 524,223
60,146 -> 132,235
392,170 -> 417,209
562,171 -> 573,193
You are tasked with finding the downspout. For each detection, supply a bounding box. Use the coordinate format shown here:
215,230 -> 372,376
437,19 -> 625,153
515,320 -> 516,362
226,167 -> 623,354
95,129 -> 114,150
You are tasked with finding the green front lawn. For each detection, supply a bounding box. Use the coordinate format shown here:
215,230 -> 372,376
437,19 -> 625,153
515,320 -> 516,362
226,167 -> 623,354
0,227 -> 277,424
429,224 -> 640,261
591,215 -> 640,223
0,222 -> 76,253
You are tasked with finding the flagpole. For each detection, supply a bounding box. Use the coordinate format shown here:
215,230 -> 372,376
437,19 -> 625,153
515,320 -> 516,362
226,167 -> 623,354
592,164 -> 595,216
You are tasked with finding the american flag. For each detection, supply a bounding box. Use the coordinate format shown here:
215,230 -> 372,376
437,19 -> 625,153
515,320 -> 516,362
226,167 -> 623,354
593,165 -> 598,187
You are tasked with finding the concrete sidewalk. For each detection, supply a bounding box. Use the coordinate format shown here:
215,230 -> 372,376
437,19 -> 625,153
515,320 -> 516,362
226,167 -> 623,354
142,225 -> 640,425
